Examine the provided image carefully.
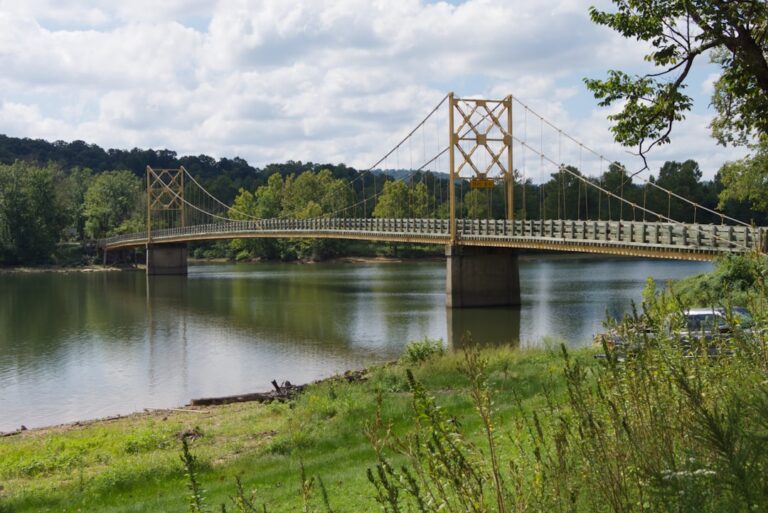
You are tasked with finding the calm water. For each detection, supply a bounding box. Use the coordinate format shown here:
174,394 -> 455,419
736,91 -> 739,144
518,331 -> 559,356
0,256 -> 711,431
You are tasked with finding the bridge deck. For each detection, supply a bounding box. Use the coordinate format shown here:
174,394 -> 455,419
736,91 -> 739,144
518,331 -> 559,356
101,218 -> 767,261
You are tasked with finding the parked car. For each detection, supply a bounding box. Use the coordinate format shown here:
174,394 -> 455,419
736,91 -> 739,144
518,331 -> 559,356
592,323 -> 651,358
594,307 -> 755,359
667,307 -> 754,341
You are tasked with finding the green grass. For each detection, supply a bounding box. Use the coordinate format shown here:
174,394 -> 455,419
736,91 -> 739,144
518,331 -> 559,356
0,345 -> 586,512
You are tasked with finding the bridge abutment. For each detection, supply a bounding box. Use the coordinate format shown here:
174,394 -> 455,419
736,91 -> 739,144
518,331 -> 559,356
445,245 -> 521,308
146,243 -> 188,276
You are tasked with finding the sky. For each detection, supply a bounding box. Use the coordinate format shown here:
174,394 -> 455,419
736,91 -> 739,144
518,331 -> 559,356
0,0 -> 749,180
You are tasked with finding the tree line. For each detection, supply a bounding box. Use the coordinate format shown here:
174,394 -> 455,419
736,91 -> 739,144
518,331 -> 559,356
0,133 -> 766,265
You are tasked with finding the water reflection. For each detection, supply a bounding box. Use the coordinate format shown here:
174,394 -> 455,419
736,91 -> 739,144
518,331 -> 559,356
447,307 -> 521,349
0,257 -> 711,430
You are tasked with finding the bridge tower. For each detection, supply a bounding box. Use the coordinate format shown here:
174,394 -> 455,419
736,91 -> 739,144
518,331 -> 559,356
145,166 -> 188,275
446,93 -> 520,306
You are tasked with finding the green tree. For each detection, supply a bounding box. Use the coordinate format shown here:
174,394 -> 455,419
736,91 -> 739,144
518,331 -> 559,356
463,189 -> 490,219
718,136 -> 768,213
586,0 -> 768,161
656,160 -> 702,197
0,162 -> 68,264
410,182 -> 430,218
540,166 -> 588,220
280,170 -> 354,259
228,188 -> 257,221
648,159 -> 705,221
228,187 -> 260,260
83,170 -> 142,238
372,180 -> 430,219
228,173 -> 285,260
254,172 -> 284,218
282,169 -> 354,218
599,162 -> 635,220
373,181 -> 409,219
59,167 -> 93,241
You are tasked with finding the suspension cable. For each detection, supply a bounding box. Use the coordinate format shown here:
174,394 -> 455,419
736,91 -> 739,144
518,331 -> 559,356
512,136 -> 752,251
509,95 -> 750,228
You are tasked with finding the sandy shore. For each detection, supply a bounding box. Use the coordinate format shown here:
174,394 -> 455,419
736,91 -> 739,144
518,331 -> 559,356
0,264 -> 138,274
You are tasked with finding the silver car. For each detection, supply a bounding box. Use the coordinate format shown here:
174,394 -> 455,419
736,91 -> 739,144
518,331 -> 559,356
670,307 -> 754,341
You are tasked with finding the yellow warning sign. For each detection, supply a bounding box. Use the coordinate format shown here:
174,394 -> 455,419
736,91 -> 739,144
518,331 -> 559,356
469,178 -> 496,189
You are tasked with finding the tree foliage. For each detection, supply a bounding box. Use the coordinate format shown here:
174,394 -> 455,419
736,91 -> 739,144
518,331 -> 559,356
372,181 -> 429,219
60,167 -> 93,241
717,135 -> 768,212
373,181 -> 410,219
463,189 -> 491,219
83,170 -> 143,238
228,170 -> 356,260
586,0 -> 768,161
0,162 -> 68,264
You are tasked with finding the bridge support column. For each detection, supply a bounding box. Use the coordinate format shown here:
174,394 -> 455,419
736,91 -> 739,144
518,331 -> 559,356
446,245 -> 521,308
146,243 -> 188,276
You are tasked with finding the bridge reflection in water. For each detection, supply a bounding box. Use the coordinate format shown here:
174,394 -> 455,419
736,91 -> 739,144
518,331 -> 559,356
143,271 -> 522,351
447,307 -> 521,349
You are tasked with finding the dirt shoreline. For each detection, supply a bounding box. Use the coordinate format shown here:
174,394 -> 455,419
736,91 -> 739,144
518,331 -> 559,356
0,367 -> 377,438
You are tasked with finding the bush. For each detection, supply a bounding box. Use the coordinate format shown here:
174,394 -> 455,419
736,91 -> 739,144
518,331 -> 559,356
674,253 -> 768,306
235,249 -> 252,261
400,338 -> 444,365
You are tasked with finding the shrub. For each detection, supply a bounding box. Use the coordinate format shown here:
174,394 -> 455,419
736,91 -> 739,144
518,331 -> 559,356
235,250 -> 252,261
400,338 -> 444,365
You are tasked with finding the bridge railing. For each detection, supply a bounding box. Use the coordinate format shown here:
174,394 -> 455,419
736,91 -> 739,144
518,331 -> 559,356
100,217 -> 767,254
456,219 -> 766,251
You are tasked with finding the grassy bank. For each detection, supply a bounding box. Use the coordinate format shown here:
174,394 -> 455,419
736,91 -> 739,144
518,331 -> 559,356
0,346 -> 584,513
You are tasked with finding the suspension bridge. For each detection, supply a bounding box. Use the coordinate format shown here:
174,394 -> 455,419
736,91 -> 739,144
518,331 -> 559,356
100,93 -> 768,307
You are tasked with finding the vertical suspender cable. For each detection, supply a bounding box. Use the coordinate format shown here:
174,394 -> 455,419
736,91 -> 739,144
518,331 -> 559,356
643,183 -> 647,222
598,158 -> 603,220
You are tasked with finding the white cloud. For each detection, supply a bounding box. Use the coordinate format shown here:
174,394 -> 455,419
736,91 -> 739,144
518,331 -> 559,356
0,0 -> 748,180
0,102 -> 72,139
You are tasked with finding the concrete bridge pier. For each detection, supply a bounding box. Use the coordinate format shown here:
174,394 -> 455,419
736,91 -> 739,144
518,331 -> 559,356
146,243 -> 188,276
446,245 -> 521,308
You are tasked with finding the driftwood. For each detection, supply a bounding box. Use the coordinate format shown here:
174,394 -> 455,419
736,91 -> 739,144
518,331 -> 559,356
144,407 -> 210,414
188,369 -> 370,407
190,380 -> 305,406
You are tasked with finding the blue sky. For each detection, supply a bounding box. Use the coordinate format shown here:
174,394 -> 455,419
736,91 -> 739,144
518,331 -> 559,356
0,0 -> 747,180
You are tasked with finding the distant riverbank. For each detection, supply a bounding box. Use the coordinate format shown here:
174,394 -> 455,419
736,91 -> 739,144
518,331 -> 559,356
190,254 -> 445,265
191,250 -> 639,266
0,249 -> 662,275
0,264 -> 132,274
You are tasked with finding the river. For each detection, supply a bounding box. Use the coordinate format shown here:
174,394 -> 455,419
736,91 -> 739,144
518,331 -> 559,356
0,256 -> 711,431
